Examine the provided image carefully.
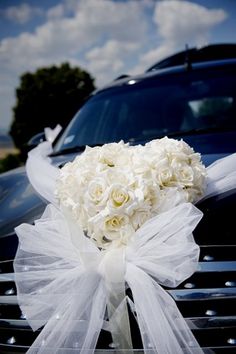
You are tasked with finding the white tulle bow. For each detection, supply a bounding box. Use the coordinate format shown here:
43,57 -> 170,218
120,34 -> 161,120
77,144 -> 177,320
14,201 -> 204,353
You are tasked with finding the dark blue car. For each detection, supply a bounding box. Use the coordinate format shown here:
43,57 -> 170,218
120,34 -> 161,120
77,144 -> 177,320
0,53 -> 236,353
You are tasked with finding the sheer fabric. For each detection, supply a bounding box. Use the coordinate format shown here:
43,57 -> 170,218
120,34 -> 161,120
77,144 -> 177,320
14,142 -> 236,353
203,153 -> 236,200
26,142 -> 59,205
15,203 -> 204,354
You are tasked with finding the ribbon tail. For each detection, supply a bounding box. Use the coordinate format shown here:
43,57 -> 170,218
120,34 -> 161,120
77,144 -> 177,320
100,248 -> 133,352
106,289 -> 132,352
126,263 -> 204,354
25,272 -> 106,354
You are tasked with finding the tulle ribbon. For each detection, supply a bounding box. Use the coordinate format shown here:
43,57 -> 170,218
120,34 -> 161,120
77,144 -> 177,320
44,124 -> 62,144
14,202 -> 204,353
14,142 -> 236,353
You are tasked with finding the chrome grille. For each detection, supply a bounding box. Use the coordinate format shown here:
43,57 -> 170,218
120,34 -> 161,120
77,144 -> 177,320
0,254 -> 236,353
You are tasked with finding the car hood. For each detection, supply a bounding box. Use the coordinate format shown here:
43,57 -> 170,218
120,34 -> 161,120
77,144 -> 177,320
0,167 -> 45,237
0,152 -> 77,238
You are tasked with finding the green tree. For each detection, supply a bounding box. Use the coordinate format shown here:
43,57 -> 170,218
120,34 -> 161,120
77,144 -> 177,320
198,97 -> 232,117
10,62 -> 96,153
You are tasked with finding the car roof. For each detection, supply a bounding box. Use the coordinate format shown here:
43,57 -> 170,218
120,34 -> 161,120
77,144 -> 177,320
147,43 -> 236,72
93,57 -> 236,95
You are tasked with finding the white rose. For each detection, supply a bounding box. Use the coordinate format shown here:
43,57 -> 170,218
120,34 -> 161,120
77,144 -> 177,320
131,145 -> 151,175
157,166 -> 175,187
108,184 -> 133,210
178,139 -> 195,155
144,184 -> 161,211
99,141 -> 129,167
169,152 -> 189,167
189,152 -> 202,166
174,165 -> 194,187
131,207 -> 151,230
147,136 -> 178,153
86,178 -> 108,205
103,214 -> 129,239
105,168 -> 134,187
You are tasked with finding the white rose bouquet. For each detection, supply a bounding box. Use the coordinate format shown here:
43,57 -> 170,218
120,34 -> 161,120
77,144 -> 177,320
56,137 -> 206,249
13,132 -> 236,354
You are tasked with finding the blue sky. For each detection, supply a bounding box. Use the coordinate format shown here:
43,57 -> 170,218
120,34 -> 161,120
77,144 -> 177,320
0,0 -> 236,132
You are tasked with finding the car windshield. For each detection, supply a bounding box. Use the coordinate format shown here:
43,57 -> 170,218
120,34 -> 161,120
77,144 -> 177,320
54,68 -> 236,152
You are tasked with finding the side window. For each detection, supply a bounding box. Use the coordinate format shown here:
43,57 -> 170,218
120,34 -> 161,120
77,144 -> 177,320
189,97 -> 235,129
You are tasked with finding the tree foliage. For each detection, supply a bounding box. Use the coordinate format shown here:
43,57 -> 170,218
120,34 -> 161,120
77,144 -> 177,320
0,153 -> 22,173
198,97 -> 232,117
10,62 -> 96,152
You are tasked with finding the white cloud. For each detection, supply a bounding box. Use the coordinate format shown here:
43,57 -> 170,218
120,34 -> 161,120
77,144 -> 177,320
47,4 -> 65,20
154,0 -> 227,46
132,0 -> 227,73
0,0 -> 148,71
85,40 -> 140,83
0,0 -> 229,130
2,3 -> 43,24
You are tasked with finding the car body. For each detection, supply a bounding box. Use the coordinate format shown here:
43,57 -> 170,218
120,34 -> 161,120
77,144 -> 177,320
0,52 -> 236,353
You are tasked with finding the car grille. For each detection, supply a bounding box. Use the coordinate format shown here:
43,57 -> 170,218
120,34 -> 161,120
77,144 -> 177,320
0,192 -> 236,353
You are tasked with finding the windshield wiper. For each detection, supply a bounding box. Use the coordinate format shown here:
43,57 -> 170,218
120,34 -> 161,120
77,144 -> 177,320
168,126 -> 233,137
50,142 -> 105,156
50,145 -> 86,156
128,126 -> 233,143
